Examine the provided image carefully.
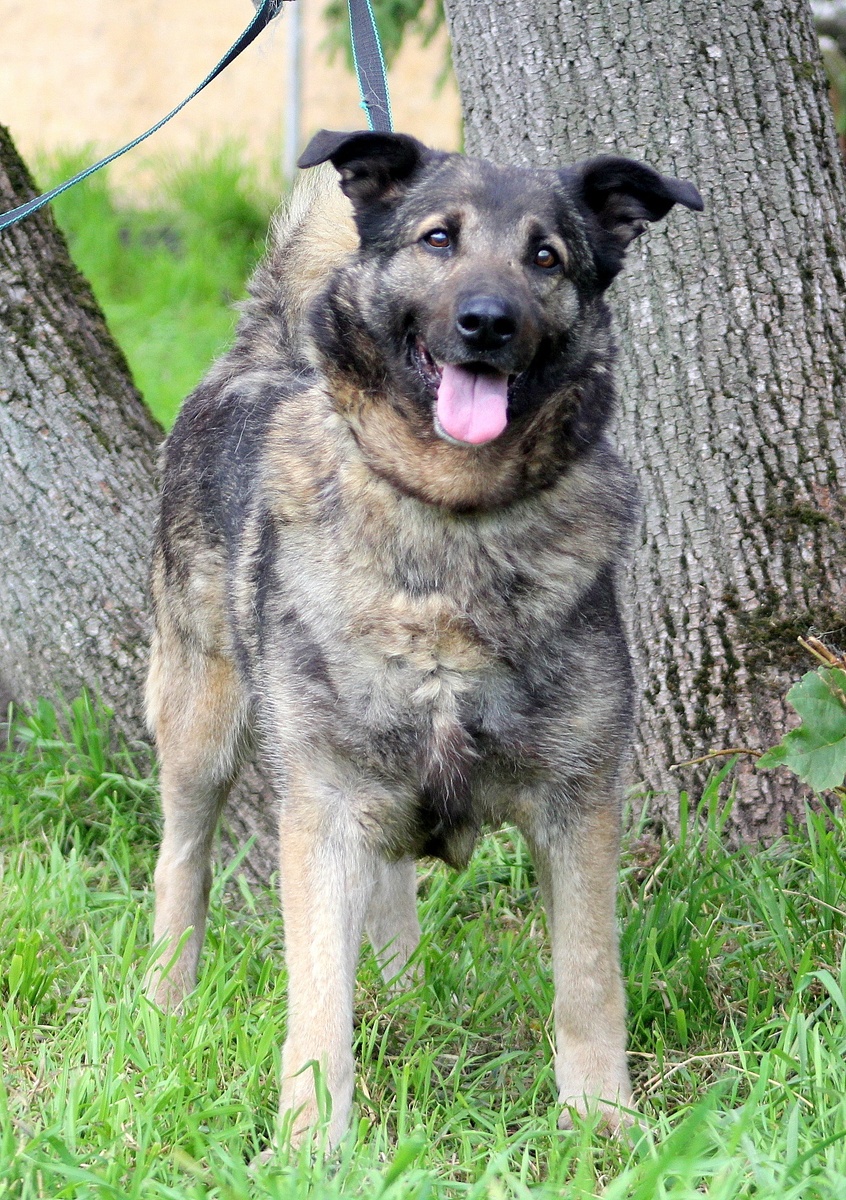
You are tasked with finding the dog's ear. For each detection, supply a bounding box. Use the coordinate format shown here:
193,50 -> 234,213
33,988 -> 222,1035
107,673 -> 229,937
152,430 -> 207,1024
298,129 -> 431,209
569,155 -> 704,249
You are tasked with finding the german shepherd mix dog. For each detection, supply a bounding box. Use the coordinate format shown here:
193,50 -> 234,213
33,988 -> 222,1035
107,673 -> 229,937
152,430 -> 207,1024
147,129 -> 702,1145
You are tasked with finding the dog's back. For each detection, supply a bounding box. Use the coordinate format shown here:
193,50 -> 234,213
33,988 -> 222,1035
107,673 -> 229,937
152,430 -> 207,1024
147,165 -> 354,664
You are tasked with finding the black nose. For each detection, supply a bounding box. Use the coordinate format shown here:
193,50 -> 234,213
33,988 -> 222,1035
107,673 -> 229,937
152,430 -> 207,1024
455,295 -> 518,350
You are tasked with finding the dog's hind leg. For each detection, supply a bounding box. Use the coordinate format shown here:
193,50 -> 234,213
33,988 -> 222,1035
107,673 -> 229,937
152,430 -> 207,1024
518,794 -> 633,1132
366,857 -> 421,987
146,625 -> 248,1009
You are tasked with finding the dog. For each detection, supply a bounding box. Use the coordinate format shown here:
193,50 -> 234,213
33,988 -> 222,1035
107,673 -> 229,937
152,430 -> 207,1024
145,128 -> 702,1146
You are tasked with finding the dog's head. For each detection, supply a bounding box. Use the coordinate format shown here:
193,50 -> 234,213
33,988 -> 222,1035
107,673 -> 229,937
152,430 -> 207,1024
298,130 -> 702,505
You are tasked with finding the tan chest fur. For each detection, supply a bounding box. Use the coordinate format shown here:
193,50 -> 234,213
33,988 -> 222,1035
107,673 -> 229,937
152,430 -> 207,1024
351,592 -> 490,677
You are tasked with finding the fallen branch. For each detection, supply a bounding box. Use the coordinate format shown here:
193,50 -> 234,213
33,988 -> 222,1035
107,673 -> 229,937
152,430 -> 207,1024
670,748 -> 762,770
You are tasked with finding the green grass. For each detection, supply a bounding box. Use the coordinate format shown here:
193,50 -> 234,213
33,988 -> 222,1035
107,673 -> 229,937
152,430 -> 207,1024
2,696 -> 846,1197
39,151 -> 279,429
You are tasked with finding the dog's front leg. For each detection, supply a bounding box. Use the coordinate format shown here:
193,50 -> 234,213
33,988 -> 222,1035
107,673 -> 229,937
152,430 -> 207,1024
521,801 -> 633,1131
277,796 -> 379,1148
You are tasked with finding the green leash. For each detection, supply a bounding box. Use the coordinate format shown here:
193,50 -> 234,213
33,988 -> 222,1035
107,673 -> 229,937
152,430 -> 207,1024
0,0 -> 392,233
347,0 -> 392,132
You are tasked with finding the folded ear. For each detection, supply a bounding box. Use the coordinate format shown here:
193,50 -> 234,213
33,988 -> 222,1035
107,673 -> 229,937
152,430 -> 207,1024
298,129 -> 431,209
575,155 -> 704,247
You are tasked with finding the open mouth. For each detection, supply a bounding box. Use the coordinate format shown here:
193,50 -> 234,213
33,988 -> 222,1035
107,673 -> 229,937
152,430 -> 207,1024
413,341 -> 513,446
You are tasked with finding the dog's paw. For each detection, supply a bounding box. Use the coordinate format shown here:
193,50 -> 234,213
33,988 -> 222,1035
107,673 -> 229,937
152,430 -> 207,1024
384,958 -> 423,997
285,1107 -> 322,1149
144,964 -> 193,1011
278,1064 -> 352,1151
557,1093 -> 636,1136
555,1043 -> 634,1136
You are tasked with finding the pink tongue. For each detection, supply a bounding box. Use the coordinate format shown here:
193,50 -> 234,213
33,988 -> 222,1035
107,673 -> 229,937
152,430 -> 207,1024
436,364 -> 509,445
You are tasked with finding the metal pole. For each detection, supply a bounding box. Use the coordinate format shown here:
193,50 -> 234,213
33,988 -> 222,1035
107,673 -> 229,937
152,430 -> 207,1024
283,1 -> 303,182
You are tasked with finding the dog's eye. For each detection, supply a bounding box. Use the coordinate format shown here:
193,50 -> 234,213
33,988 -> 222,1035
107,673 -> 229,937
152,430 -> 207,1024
534,246 -> 560,269
423,229 -> 451,249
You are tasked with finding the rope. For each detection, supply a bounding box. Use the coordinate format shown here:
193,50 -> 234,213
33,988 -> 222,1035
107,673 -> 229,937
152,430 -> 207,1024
0,0 -> 392,233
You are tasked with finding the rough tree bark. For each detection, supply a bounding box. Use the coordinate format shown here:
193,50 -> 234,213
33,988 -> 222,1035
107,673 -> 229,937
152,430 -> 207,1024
0,126 -> 160,735
443,0 -> 846,839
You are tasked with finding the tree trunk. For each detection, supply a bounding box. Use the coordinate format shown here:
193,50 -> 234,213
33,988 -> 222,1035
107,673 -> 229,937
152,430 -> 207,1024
0,127 -> 279,875
0,126 -> 161,736
444,0 -> 846,839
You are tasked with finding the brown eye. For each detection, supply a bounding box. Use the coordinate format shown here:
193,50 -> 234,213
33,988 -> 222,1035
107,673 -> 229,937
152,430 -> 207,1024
534,246 -> 559,269
424,229 -> 451,249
